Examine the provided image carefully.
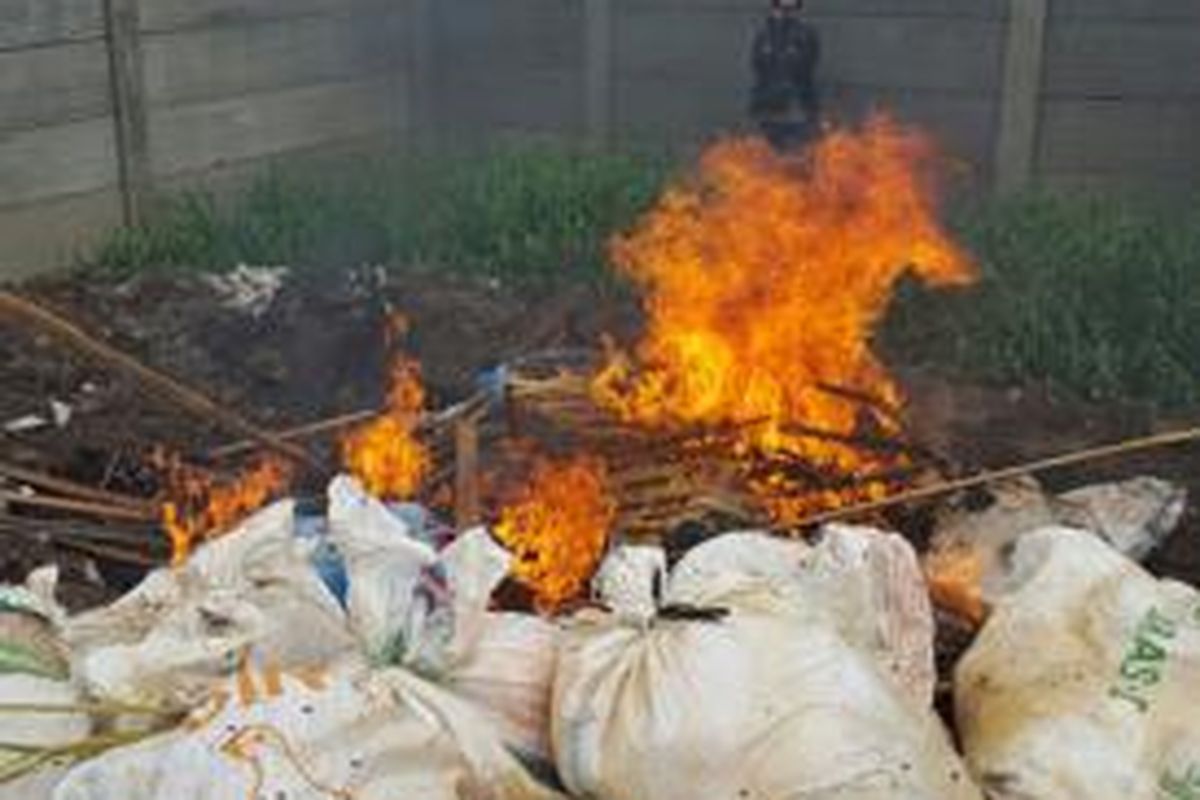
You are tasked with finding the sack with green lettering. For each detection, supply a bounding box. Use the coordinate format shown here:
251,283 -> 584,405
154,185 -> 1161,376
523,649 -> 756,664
955,526 -> 1200,800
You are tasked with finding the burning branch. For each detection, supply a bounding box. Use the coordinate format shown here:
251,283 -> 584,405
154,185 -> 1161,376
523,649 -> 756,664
155,453 -> 293,564
340,354 -> 431,501
493,455 -> 616,611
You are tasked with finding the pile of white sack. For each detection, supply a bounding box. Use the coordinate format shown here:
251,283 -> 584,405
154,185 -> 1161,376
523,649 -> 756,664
0,473 -> 1196,800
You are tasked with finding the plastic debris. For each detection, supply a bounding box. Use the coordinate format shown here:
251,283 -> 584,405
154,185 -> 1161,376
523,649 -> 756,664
3,415 -> 48,434
47,401 -> 72,430
200,265 -> 289,319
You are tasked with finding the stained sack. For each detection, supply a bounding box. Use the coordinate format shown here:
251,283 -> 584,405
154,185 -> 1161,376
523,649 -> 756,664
53,661 -> 563,800
553,526 -> 979,800
63,501 -> 355,711
955,527 -> 1200,800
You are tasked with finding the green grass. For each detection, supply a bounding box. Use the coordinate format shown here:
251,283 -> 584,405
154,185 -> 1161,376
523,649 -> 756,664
89,145 -> 673,287
887,190 -> 1200,409
88,149 -> 1200,409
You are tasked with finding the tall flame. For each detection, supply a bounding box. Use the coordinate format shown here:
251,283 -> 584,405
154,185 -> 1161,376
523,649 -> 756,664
159,454 -> 292,565
341,354 -> 431,500
494,455 -> 616,610
593,115 -> 975,518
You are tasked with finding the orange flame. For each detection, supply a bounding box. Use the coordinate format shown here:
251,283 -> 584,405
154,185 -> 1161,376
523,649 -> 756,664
925,545 -> 986,626
341,354 -> 431,500
494,455 -> 616,611
592,114 -> 975,519
159,454 -> 293,565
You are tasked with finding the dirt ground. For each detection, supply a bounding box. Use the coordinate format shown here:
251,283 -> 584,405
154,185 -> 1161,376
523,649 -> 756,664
1,266 -> 1197,610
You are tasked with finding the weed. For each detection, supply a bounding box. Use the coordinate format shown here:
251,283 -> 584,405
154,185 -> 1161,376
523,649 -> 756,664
886,190 -> 1200,409
88,146 -> 673,287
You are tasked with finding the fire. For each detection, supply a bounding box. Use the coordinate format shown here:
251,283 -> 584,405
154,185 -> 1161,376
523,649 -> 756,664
925,545 -> 986,626
341,354 -> 431,500
158,454 -> 292,565
592,114 -> 975,519
494,455 -> 616,610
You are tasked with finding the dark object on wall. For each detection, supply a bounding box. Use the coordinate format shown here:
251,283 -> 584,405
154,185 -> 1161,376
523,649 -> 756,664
749,0 -> 821,151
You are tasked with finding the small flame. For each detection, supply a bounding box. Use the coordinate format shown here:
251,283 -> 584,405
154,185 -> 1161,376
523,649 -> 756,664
925,545 -> 986,626
494,455 -> 616,611
592,114 -> 975,519
341,354 -> 431,500
158,454 -> 292,565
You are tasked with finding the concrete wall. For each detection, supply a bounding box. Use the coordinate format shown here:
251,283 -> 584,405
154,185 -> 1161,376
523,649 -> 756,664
433,0 -> 1200,193
0,0 -> 119,275
0,0 -> 414,279
1039,0 -> 1200,191
3,0 -> 1198,278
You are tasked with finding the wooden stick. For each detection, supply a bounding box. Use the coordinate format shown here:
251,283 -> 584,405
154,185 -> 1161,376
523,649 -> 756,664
0,290 -> 318,470
0,517 -> 160,549
782,425 -> 1200,532
207,390 -> 490,461
207,408 -> 377,459
0,460 -> 154,514
815,382 -> 903,424
454,414 -> 482,528
0,490 -> 157,523
54,537 -> 160,567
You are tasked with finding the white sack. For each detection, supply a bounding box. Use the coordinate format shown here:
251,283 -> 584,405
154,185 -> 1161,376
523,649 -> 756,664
328,476 -> 559,761
955,526 -> 1200,800
553,526 -> 978,800
0,675 -> 90,800
65,501 -> 355,710
53,662 -> 562,800
0,570 -> 86,800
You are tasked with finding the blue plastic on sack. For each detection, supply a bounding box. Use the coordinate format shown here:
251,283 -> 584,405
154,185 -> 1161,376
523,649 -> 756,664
293,498 -> 453,609
293,508 -> 349,607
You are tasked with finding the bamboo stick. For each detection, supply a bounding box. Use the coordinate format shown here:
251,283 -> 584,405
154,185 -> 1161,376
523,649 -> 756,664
782,425 -> 1200,531
207,390 -> 489,460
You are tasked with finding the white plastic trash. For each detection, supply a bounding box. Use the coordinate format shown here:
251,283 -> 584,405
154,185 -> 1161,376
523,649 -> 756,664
955,527 -> 1200,800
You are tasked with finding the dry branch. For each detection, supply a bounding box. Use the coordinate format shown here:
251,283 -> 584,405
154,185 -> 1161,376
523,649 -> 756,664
0,490 -> 157,522
0,460 -> 154,514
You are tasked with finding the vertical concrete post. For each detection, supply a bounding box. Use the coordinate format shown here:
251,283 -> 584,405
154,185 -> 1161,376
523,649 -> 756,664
408,0 -> 436,149
584,0 -> 614,147
994,0 -> 1050,193
102,0 -> 151,225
